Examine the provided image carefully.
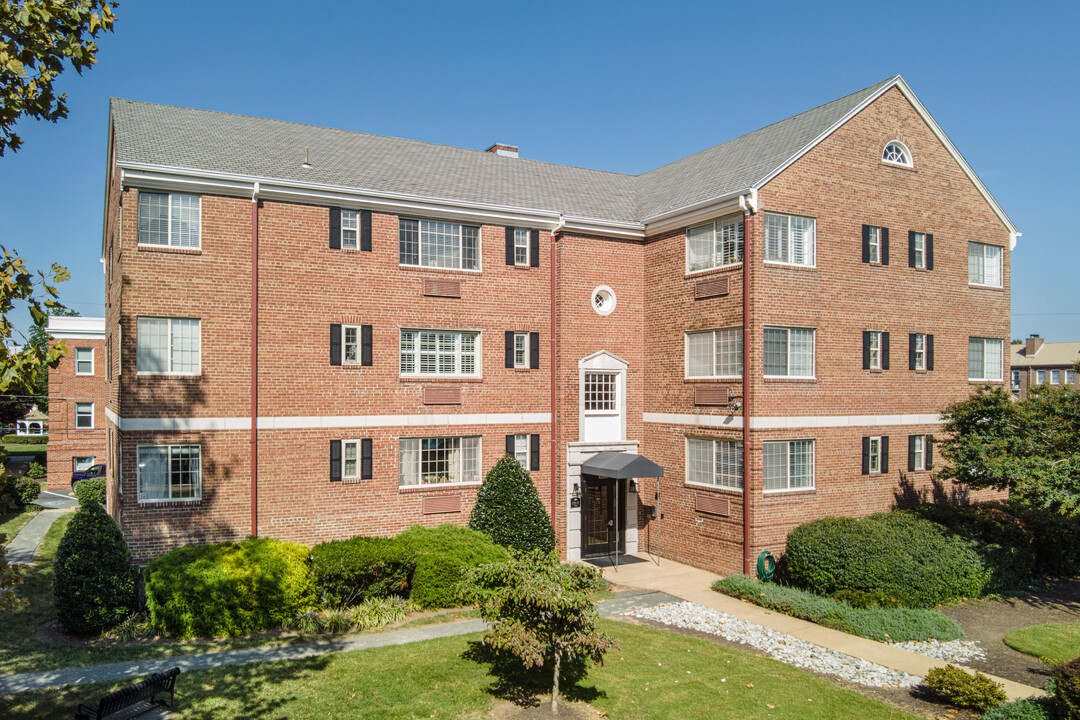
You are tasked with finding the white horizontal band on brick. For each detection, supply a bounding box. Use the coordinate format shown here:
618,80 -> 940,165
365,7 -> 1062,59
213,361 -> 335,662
123,416 -> 250,432
106,412 -> 552,432
643,412 -> 942,430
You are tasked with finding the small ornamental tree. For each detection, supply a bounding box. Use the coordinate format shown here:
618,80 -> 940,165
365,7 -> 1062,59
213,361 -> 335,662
461,551 -> 617,715
469,454 -> 556,554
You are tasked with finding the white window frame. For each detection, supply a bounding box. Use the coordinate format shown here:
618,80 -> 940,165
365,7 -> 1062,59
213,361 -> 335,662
75,347 -> 94,375
513,433 -> 529,467
75,402 -> 94,429
1011,369 -> 1021,390
968,242 -> 1003,288
398,436 -> 482,487
764,212 -> 816,268
868,436 -> 882,474
583,372 -> 619,414
685,327 -> 743,379
137,192 -> 201,248
912,232 -> 927,269
1067,369 -> 1076,386
867,226 -> 881,264
398,218 -> 481,271
73,456 -> 95,472
513,332 -> 528,369
763,326 -> 816,379
136,317 -> 201,375
685,437 -> 743,491
513,228 -> 529,266
341,209 -> 359,250
1051,369 -> 1061,385
343,325 -> 361,364
136,444 -> 202,503
913,333 -> 927,371
342,439 -> 361,479
686,214 -> 745,274
1036,369 -> 1047,385
968,337 -> 1003,381
882,140 -> 913,168
868,331 -> 882,370
762,439 -> 815,492
399,329 -> 481,378
912,435 -> 927,471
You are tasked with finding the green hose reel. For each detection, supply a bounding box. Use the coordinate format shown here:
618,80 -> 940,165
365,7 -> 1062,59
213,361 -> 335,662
756,550 -> 776,582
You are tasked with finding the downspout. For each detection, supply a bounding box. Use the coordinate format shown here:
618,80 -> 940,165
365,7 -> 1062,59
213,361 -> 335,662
739,192 -> 754,575
550,214 -> 565,533
250,182 -> 260,537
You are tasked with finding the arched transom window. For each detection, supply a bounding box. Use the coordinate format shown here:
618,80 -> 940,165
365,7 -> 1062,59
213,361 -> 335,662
882,140 -> 912,167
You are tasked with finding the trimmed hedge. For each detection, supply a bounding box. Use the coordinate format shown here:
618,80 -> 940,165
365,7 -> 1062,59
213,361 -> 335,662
1054,656 -> 1080,720
53,502 -> 136,635
144,537 -> 317,639
1004,501 -> 1080,578
75,477 -> 107,507
715,574 -> 961,642
469,454 -> 555,554
2,434 -> 47,444
784,512 -> 989,607
395,524 -> 510,609
13,476 -> 40,505
310,536 -> 414,608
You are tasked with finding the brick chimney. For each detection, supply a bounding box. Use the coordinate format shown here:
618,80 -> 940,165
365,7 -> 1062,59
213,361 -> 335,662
1026,334 -> 1044,356
484,143 -> 518,158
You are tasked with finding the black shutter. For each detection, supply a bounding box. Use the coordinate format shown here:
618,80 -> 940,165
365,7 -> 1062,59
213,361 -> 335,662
330,440 -> 342,482
927,334 -> 935,371
530,434 -> 540,471
329,207 -> 341,249
908,435 -> 917,472
909,333 -> 917,371
360,210 -> 372,251
908,230 -> 916,267
330,324 -> 342,366
926,234 -> 934,270
361,324 -> 373,366
862,331 -> 871,370
529,331 -> 540,369
505,227 -> 515,265
861,437 -> 870,475
505,331 -> 515,368
506,434 -> 515,457
881,227 -> 889,265
361,438 -> 373,479
882,332 -> 890,370
530,229 -> 540,268
861,225 -> 870,263
881,436 -> 889,473
926,437 -> 934,469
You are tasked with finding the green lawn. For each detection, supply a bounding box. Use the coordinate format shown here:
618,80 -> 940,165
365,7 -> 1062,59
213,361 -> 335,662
0,504 -> 41,545
0,619 -> 919,720
1004,623 -> 1080,664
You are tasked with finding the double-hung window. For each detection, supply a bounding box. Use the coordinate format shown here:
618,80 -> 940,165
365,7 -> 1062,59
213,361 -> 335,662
75,347 -> 94,375
762,440 -> 814,491
1011,369 -> 1021,390
968,337 -> 1003,381
764,212 -> 815,267
686,328 -> 743,378
908,435 -> 932,472
341,210 -> 359,250
136,317 -> 201,374
866,226 -> 881,264
910,333 -> 929,371
75,402 -> 94,429
686,437 -> 743,490
1067,369 -> 1077,386
911,232 -> 928,269
968,242 -> 1003,287
1036,369 -> 1047,385
399,330 -> 479,377
867,331 -> 883,370
138,192 -> 201,248
514,229 -> 529,266
137,444 -> 201,501
399,219 -> 480,270
513,434 -> 529,466
399,436 -> 481,486
513,332 -> 528,368
583,373 -> 618,411
862,435 -> 887,474
1051,369 -> 1061,385
764,326 -> 815,378
687,215 -> 744,272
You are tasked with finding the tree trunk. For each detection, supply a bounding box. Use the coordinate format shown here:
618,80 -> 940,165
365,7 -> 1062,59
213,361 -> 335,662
551,651 -> 561,715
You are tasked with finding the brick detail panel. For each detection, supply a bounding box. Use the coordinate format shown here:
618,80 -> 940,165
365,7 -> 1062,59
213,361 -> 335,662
422,494 -> 461,515
695,494 -> 730,517
423,386 -> 461,405
694,387 -> 728,406
422,278 -> 461,298
695,276 -> 729,299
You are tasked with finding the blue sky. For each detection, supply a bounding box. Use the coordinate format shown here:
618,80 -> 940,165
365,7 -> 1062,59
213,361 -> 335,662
0,0 -> 1076,341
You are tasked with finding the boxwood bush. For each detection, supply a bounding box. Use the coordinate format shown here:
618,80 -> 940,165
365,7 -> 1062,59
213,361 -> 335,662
13,476 -> 40,505
143,537 -> 317,639
75,477 -> 106,507
53,502 -> 136,635
784,512 -> 989,607
310,536 -> 414,608
924,664 -> 1007,712
395,524 -> 509,608
469,454 -> 555,554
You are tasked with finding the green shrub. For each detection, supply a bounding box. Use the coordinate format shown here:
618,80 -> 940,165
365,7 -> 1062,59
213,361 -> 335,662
833,589 -> 904,609
715,574 -> 961,642
784,512 -> 989,607
25,461 -> 45,479
143,537 -> 317,639
469,454 -> 555,554
310,536 -> 414,608
1054,657 -> 1080,720
980,698 -> 1054,720
924,664 -> 1007,711
74,477 -> 106,507
13,476 -> 40,505
350,596 -> 415,629
395,524 -> 509,608
1006,501 -> 1080,577
2,434 -> 48,444
53,502 -> 136,635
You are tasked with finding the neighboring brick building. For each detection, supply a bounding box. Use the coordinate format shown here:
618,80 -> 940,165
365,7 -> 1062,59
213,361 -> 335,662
101,75 -> 1018,571
1010,335 -> 1079,399
46,316 -> 107,490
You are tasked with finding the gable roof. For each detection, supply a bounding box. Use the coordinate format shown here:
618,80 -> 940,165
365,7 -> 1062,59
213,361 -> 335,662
1012,342 -> 1080,368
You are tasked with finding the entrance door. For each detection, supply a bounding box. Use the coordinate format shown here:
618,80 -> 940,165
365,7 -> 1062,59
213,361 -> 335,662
583,475 -> 625,557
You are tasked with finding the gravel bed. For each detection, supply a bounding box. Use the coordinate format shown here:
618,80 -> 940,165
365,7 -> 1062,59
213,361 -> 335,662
624,601 -> 921,688
889,638 -> 986,664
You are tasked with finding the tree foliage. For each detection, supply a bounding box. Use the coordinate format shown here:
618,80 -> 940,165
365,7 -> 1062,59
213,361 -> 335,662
938,385 -> 1080,514
461,551 -> 616,715
0,0 -> 117,155
469,454 -> 556,554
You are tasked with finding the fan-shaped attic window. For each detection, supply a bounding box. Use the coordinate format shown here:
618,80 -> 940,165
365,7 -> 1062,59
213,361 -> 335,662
882,141 -> 912,167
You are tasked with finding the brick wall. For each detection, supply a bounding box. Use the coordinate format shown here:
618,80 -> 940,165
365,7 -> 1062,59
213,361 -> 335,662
47,337 -> 107,490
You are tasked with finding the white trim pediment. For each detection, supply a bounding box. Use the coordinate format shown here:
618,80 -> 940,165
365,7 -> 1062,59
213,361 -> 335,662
578,350 -> 629,371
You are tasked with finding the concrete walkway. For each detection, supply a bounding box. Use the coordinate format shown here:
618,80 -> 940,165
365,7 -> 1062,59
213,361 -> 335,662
598,553 -> 1046,701
6,491 -> 77,565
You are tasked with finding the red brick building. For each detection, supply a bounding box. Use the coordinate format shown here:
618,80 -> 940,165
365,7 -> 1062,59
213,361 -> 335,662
101,76 -> 1017,571
46,316 -> 107,489
1010,335 -> 1079,399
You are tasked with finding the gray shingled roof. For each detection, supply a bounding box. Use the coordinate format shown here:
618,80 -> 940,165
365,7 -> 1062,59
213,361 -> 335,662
110,78 -> 895,224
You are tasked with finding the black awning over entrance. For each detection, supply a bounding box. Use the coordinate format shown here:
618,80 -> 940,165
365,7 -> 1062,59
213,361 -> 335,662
580,451 -> 664,479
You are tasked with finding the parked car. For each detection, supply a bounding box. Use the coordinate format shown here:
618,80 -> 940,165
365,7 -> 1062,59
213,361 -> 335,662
71,463 -> 106,489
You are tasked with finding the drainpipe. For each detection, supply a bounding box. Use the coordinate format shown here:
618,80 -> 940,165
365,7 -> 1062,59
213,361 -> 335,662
250,182 -> 260,537
739,193 -> 754,575
550,215 -> 565,534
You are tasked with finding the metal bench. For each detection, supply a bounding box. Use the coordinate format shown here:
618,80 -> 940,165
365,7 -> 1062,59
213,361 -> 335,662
75,667 -> 180,719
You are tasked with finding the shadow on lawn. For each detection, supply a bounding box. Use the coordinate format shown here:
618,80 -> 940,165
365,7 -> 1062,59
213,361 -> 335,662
462,641 -> 605,708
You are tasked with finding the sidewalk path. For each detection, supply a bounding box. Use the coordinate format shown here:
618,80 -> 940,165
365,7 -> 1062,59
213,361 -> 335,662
598,553 -> 1046,701
6,491 -> 77,565
0,589 -> 678,695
